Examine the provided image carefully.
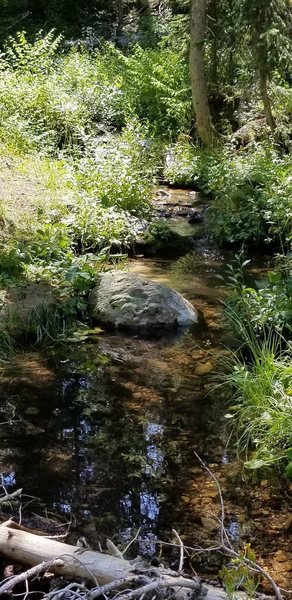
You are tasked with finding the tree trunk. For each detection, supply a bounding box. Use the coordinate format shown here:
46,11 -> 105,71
137,0 -> 151,15
189,0 -> 218,145
259,70 -> 276,133
208,0 -> 218,88
116,0 -> 124,37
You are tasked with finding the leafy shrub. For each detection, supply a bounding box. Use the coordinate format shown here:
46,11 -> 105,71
164,138 -> 292,247
206,145 -> 292,247
1,30 -> 62,73
75,122 -> 155,215
223,253 -> 292,336
164,137 -> 200,186
0,33 -> 190,154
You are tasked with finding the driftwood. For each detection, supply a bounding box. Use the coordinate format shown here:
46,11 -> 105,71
0,521 -> 230,600
0,453 -> 283,600
0,521 -> 132,585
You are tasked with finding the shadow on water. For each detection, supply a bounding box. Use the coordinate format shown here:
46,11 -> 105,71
0,188 -> 290,585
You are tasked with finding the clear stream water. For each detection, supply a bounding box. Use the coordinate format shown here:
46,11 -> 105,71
0,189 -> 290,588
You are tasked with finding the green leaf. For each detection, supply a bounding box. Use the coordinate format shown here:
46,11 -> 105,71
268,271 -> 282,284
284,461 -> 292,480
244,458 -> 267,470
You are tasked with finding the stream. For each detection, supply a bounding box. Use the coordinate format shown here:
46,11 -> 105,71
0,188 -> 291,590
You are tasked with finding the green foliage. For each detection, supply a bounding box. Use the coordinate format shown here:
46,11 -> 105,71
164,138 -> 292,247
223,252 -> 292,335
144,219 -> 192,256
0,297 -> 87,358
74,122 -> 155,215
172,251 -> 199,275
221,254 -> 292,475
224,335 -> 292,472
219,544 -> 259,599
238,0 -> 292,76
285,449 -> 292,480
108,42 -> 191,137
164,137 -> 200,186
0,33 -> 189,154
2,30 -> 62,73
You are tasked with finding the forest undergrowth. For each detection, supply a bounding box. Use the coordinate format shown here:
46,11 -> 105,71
0,25 -> 291,484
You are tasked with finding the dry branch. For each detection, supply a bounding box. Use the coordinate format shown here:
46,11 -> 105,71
0,487 -> 22,506
0,560 -> 52,595
193,452 -> 284,600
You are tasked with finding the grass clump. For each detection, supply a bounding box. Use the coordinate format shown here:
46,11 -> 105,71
223,325 -> 292,475
171,251 -> 199,275
221,253 -> 292,477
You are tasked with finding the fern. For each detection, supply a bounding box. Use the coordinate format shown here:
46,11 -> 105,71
3,29 -> 62,74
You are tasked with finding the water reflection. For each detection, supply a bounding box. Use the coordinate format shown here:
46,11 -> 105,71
0,334 -> 221,557
145,421 -> 164,477
226,519 -> 240,544
0,238 -> 287,584
1,471 -> 17,488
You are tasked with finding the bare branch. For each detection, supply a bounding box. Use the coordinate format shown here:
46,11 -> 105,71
0,560 -> 51,595
172,530 -> 184,572
122,527 -> 141,557
194,452 -> 284,600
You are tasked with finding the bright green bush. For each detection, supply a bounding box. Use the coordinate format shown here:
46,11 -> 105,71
110,42 -> 191,136
224,337 -> 292,473
74,122 -> 155,215
0,32 -> 190,154
223,253 -> 292,336
164,138 -> 292,247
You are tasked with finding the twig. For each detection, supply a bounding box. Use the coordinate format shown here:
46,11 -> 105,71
0,560 -> 51,595
43,581 -> 88,600
122,527 -> 141,556
114,577 -> 201,600
89,576 -> 150,600
172,530 -> 184,572
193,452 -> 231,547
194,452 -> 284,600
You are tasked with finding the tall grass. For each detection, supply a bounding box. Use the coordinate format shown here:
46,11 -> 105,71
222,309 -> 292,473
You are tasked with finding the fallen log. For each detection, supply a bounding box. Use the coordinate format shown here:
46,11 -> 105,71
0,522 -> 247,600
0,521 -> 131,584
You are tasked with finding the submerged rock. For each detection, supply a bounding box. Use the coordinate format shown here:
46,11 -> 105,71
90,270 -> 198,333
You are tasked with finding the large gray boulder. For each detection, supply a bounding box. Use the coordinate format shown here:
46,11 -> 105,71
89,270 -> 198,332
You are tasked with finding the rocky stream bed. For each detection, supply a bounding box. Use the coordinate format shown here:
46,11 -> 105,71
0,188 -> 290,594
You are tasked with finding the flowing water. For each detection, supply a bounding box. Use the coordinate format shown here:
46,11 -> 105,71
0,189 -> 291,590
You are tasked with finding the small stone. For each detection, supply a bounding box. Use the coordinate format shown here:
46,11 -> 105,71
274,550 -> 289,563
283,514 -> 292,531
195,361 -> 213,375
